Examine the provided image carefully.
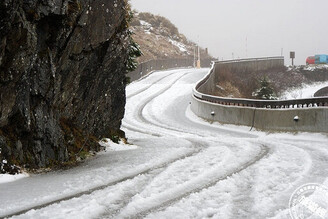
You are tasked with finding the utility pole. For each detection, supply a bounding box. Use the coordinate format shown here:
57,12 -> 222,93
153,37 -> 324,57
193,46 -> 196,68
196,35 -> 201,69
196,46 -> 201,68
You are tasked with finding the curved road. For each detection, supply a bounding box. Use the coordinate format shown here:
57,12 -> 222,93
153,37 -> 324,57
1,68 -> 328,218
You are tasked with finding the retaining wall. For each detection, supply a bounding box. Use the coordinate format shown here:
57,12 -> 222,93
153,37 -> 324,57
191,57 -> 328,133
191,96 -> 328,132
198,57 -> 285,95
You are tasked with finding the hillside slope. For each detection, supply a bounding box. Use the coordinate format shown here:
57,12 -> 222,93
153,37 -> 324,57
130,12 -> 212,63
214,64 -> 328,99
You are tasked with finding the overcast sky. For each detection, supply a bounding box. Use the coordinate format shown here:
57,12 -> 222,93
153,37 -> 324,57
130,0 -> 328,65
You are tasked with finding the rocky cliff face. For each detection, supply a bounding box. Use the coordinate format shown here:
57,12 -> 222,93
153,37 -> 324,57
0,0 -> 133,171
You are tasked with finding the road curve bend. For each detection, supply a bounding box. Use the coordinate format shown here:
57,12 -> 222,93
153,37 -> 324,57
1,68 -> 328,219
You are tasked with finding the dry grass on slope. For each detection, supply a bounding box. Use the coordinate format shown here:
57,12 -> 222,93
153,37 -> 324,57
214,66 -> 328,99
130,12 -> 212,63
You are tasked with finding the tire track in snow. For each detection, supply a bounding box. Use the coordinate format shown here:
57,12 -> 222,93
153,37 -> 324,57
123,69 -> 195,136
230,139 -> 327,218
127,68 -> 256,139
2,141 -> 205,218
99,139 -> 206,219
278,139 -> 328,185
126,70 -> 181,99
122,69 -> 327,217
118,69 -> 271,218
136,71 -> 193,131
117,144 -> 269,218
72,69 -> 208,218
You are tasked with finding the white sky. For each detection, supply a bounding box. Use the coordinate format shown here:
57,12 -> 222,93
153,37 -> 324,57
130,0 -> 328,65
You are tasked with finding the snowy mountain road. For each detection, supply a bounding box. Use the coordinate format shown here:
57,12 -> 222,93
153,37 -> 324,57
1,68 -> 328,218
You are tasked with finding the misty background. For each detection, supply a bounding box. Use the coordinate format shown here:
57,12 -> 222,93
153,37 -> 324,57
130,0 -> 328,65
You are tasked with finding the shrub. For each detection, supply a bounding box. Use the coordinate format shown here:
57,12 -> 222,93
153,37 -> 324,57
253,77 -> 277,100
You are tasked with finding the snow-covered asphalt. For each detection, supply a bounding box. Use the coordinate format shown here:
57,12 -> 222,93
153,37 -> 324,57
0,68 -> 327,218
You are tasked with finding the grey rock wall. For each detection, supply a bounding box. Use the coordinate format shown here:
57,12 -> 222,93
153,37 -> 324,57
0,0 -> 131,169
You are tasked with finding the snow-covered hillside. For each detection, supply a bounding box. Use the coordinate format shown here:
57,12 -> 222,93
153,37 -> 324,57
280,81 -> 328,99
279,65 -> 328,99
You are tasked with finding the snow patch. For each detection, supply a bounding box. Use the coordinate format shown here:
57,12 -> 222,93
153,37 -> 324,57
168,38 -> 187,52
0,173 -> 29,184
280,81 -> 328,99
140,20 -> 152,28
140,20 -> 153,34
303,64 -> 328,71
99,139 -> 138,151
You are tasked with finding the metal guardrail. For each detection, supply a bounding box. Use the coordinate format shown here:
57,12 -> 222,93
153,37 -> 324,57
193,57 -> 328,108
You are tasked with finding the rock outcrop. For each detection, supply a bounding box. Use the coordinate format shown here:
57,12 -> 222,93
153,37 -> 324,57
0,0 -> 133,170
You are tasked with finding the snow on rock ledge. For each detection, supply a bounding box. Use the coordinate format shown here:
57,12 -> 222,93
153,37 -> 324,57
99,139 -> 138,151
